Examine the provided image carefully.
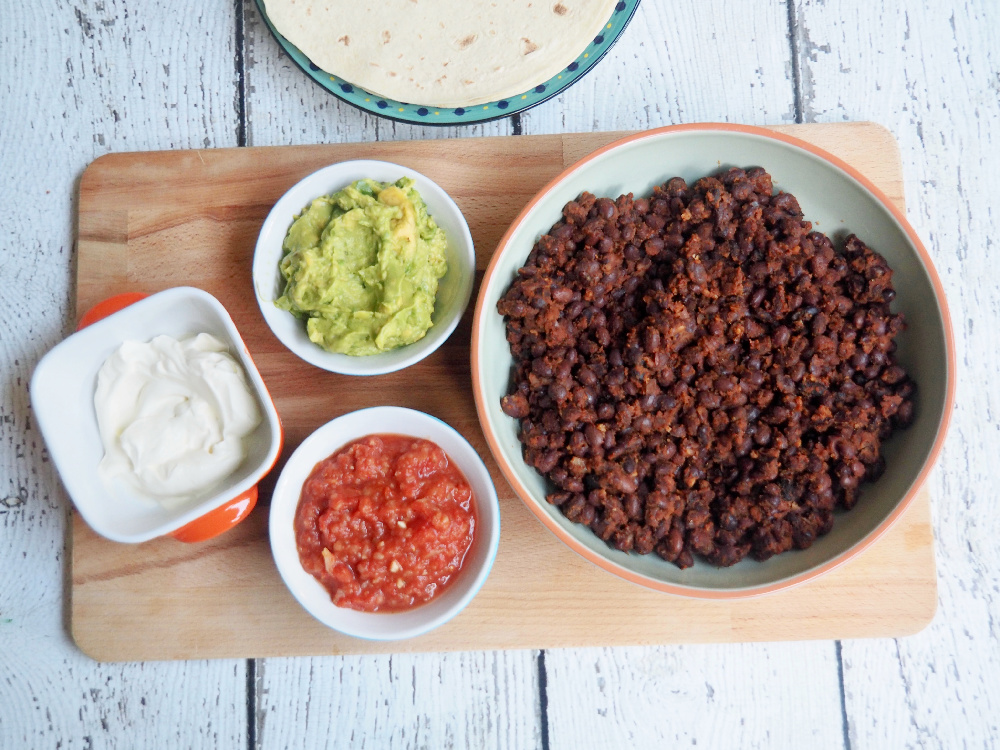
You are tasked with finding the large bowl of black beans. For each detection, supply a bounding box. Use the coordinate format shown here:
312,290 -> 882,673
471,123 -> 955,597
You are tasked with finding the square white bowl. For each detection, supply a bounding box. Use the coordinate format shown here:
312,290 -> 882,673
30,287 -> 283,543
252,160 -> 475,376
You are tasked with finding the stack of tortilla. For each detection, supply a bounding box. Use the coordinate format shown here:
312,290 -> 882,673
263,0 -> 620,107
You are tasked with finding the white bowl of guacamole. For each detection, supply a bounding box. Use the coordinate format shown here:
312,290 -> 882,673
253,160 -> 475,376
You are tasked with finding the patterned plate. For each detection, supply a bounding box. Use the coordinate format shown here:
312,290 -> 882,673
253,0 -> 641,125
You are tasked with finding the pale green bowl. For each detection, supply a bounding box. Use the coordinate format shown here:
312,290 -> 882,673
471,123 -> 955,598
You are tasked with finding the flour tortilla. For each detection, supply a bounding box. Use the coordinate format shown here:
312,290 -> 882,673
263,0 -> 619,107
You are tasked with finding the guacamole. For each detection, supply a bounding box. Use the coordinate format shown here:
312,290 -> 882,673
275,177 -> 448,356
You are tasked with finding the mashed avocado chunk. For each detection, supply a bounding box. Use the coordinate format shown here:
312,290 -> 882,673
275,177 -> 449,356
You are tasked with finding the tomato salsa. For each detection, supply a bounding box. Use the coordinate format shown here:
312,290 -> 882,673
294,434 -> 476,612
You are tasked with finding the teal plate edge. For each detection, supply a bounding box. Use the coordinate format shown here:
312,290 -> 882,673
252,0 -> 642,126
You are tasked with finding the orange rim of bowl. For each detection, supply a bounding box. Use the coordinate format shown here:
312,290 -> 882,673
471,122 -> 956,599
77,292 -> 150,331
169,486 -> 259,543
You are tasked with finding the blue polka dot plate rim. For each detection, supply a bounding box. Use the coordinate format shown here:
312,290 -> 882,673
252,0 -> 641,126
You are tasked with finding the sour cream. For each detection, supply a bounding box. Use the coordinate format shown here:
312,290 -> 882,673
94,333 -> 261,507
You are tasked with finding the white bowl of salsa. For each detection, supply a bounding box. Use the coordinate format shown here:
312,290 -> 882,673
269,406 -> 500,640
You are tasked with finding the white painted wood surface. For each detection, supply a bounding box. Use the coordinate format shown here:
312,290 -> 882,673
521,1 -> 797,133
2,0 -> 998,748
792,2 -> 1000,747
253,652 -> 541,748
1,2 -> 250,747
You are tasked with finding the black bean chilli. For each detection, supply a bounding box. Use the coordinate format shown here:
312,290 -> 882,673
497,167 -> 915,569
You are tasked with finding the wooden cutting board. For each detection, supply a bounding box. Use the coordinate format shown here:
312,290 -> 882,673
72,123 -> 937,662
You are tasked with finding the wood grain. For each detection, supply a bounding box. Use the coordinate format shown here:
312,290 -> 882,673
72,124 -> 936,663
545,642 -> 846,750
0,1 -> 250,747
250,651 -> 543,749
6,0 -> 999,746
792,1 -> 1000,747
